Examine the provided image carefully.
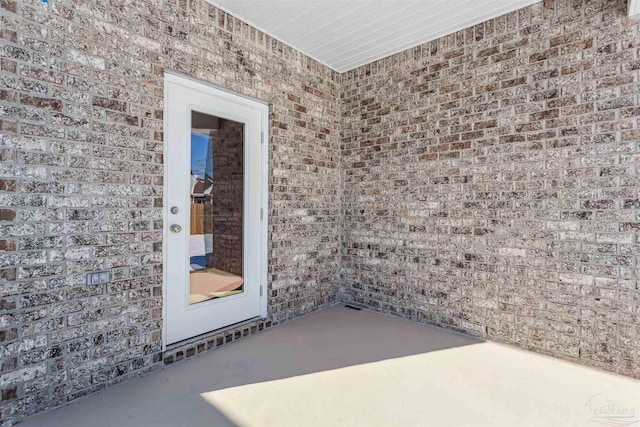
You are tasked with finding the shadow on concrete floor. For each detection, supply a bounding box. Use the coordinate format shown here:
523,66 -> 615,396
21,306 -> 480,427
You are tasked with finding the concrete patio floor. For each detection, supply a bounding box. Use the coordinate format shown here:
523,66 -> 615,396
22,306 -> 639,427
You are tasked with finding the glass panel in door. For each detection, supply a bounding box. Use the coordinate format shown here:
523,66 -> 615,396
189,111 -> 244,304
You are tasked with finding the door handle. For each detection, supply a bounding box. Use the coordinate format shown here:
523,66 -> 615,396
170,224 -> 182,233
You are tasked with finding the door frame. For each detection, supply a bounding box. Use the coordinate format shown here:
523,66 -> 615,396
161,71 -> 269,350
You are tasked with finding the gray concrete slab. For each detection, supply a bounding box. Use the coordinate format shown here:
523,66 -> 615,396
21,306 -> 640,427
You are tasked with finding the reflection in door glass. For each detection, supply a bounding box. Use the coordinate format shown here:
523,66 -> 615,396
189,111 -> 244,304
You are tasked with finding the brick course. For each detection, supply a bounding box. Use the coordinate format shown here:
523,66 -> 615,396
341,0 -> 639,379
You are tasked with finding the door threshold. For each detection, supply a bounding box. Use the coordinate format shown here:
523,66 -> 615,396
162,316 -> 272,366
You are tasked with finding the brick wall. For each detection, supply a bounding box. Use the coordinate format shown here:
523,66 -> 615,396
211,118 -> 243,276
1,0 -> 639,424
0,0 -> 341,424
341,0 -> 639,378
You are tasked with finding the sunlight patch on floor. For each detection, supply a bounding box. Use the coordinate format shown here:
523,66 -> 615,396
201,342 -> 640,427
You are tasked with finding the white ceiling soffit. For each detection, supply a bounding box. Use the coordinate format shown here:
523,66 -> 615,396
209,0 -> 542,72
629,0 -> 640,18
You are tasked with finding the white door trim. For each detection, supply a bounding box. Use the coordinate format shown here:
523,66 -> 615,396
161,71 -> 269,350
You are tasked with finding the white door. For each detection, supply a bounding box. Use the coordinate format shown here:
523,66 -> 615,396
163,72 -> 268,345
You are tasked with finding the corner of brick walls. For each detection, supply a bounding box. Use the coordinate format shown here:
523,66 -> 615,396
340,0 -> 639,378
0,0 -> 341,424
1,0 -> 639,424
